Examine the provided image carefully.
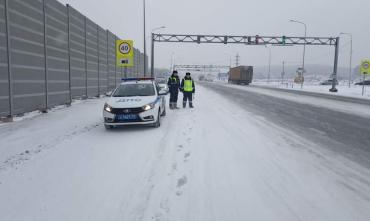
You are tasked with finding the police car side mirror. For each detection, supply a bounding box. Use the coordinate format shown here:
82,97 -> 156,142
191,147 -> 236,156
158,89 -> 169,95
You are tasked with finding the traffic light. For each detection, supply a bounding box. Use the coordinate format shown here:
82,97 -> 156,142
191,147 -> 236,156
282,35 -> 286,45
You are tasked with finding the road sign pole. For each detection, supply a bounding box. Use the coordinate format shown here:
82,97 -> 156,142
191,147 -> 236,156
360,60 -> 370,96
362,74 -> 366,96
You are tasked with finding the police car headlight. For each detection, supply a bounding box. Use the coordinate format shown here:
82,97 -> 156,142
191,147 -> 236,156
143,102 -> 155,111
104,103 -> 112,112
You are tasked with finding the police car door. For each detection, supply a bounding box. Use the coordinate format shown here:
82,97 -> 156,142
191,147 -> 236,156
156,83 -> 165,112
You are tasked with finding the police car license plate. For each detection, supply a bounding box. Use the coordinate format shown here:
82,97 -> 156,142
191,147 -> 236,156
116,114 -> 138,121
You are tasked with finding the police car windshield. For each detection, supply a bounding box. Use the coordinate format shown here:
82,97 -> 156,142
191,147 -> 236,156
112,83 -> 156,97
156,78 -> 167,84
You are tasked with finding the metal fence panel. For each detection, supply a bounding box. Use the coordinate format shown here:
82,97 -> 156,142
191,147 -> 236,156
114,36 -> 121,86
139,52 -> 143,76
67,5 -> 86,98
0,2 -> 145,117
0,0 -> 9,117
128,54 -> 133,78
134,48 -> 138,77
132,48 -> 136,77
45,0 -> 69,107
107,31 -> 115,91
8,0 -> 46,114
98,26 -> 107,93
85,17 -> 98,97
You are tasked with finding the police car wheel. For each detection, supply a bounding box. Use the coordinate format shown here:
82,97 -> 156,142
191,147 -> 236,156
153,111 -> 161,128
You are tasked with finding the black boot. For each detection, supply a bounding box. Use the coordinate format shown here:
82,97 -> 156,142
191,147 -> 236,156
183,102 -> 186,108
190,102 -> 194,108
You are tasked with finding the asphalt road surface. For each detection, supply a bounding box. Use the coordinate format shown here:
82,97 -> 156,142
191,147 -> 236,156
202,82 -> 370,169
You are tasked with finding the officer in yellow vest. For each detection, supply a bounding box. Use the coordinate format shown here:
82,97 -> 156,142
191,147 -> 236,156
180,72 -> 195,108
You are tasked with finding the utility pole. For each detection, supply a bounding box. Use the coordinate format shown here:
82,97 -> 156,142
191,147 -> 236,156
235,53 -> 240,67
267,46 -> 271,84
281,61 -> 285,85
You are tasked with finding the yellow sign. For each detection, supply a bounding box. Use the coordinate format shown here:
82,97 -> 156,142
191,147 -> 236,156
116,40 -> 134,67
360,60 -> 370,75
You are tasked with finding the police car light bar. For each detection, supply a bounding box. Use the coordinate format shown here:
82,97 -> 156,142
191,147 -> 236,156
121,77 -> 155,81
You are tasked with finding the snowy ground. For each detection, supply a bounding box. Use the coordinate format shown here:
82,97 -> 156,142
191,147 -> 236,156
218,83 -> 370,119
251,79 -> 370,99
1,85 -> 370,221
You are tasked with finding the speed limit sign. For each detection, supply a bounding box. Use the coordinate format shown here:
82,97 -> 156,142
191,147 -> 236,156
116,40 -> 134,67
119,42 -> 131,54
360,60 -> 370,75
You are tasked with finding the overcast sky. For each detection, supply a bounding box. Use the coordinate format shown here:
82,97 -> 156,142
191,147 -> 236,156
59,0 -> 369,72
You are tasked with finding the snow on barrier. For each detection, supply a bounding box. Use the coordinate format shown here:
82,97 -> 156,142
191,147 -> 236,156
0,0 -> 147,119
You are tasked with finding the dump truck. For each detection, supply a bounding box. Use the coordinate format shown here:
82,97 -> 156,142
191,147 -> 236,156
228,66 -> 253,85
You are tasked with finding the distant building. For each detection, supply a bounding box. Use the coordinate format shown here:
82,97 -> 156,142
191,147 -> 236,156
218,72 -> 229,81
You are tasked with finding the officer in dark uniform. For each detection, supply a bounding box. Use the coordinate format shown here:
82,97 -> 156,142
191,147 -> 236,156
167,70 -> 180,109
180,72 -> 195,108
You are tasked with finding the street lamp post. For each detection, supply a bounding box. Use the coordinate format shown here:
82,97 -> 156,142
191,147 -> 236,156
340,32 -> 353,88
281,61 -> 285,85
149,26 -> 165,77
170,52 -> 175,72
151,26 -> 166,34
290,19 -> 307,89
143,0 -> 146,77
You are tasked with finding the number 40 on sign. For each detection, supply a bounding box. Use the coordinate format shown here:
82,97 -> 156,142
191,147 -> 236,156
116,40 -> 134,67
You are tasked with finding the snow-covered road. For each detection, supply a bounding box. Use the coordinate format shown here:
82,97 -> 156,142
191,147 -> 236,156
1,85 -> 370,221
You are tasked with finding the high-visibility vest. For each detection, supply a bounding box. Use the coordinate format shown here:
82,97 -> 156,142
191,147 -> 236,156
184,79 -> 193,92
171,77 -> 178,83
169,77 -> 178,84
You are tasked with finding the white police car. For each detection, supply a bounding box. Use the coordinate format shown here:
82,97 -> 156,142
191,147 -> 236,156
103,78 -> 168,129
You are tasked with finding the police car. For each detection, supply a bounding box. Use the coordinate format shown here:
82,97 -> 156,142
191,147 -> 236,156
103,78 -> 168,129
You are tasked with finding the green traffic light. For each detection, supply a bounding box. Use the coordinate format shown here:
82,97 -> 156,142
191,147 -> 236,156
282,36 -> 286,45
